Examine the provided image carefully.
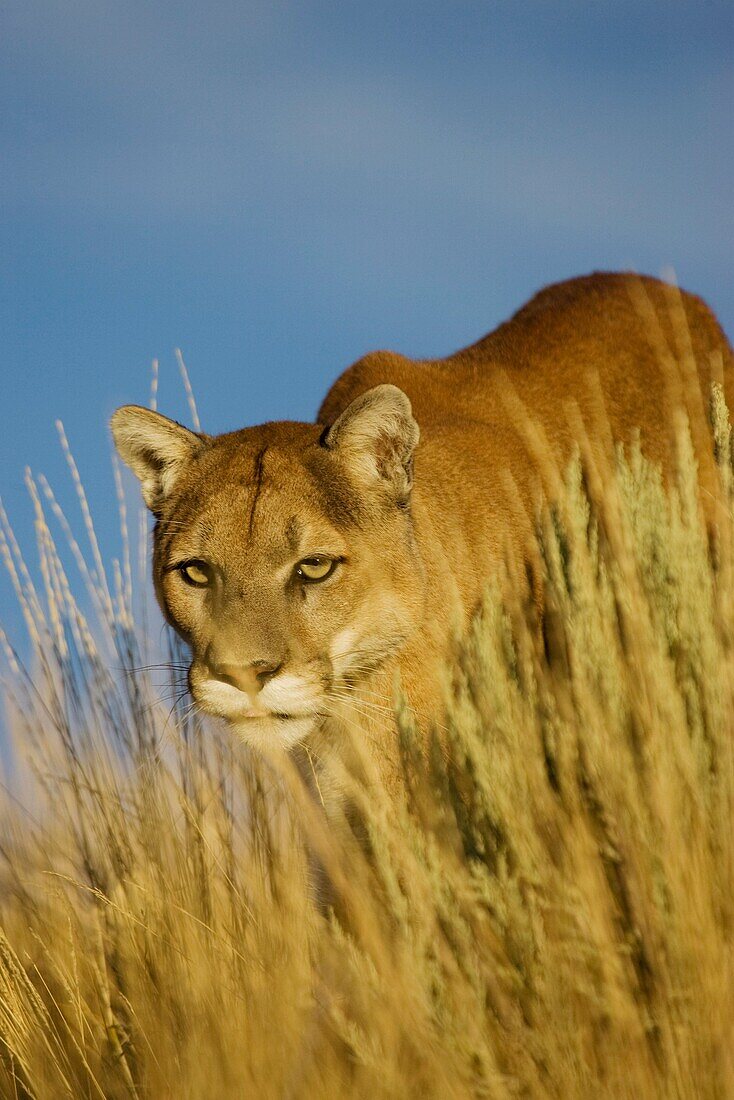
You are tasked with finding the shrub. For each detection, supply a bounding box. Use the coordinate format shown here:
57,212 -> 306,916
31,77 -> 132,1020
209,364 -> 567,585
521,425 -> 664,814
0,389 -> 732,1098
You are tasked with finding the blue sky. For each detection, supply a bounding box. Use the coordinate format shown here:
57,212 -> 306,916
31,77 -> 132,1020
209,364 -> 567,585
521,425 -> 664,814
1,1 -> 733,643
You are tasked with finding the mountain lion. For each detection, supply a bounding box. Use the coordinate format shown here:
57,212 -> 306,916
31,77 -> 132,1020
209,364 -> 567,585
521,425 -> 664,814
111,273 -> 734,781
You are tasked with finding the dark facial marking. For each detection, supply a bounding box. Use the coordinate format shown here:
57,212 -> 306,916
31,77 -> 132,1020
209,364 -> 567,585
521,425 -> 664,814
247,447 -> 268,540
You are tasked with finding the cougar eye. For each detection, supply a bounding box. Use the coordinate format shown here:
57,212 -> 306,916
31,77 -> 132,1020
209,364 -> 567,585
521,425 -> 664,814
296,556 -> 336,583
179,560 -> 213,588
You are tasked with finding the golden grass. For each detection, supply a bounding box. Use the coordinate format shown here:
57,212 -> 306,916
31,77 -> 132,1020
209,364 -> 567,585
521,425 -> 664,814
0,387 -> 733,1098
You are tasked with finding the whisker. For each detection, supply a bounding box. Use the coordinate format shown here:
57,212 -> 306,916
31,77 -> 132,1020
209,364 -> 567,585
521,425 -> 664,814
328,698 -> 397,727
336,684 -> 392,703
120,663 -> 190,674
330,692 -> 395,716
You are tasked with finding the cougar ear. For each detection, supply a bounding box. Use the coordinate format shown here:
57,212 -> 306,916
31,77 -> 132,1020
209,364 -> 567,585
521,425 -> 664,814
110,406 -> 204,513
323,385 -> 420,503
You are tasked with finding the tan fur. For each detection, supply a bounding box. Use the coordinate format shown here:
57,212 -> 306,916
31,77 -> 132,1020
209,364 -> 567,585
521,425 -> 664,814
111,272 -> 734,787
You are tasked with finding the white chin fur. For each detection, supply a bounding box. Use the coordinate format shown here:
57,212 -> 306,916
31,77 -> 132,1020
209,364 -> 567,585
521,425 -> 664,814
194,678 -> 318,749
230,715 -> 315,751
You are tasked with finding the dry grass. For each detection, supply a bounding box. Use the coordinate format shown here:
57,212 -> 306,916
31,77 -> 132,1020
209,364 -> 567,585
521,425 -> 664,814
0,385 -> 732,1099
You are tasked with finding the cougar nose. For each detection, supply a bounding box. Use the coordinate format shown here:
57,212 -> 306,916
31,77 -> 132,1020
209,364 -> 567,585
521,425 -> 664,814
209,660 -> 282,693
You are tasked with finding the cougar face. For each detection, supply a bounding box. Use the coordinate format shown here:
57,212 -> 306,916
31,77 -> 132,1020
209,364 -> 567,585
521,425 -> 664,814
112,389 -> 424,748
